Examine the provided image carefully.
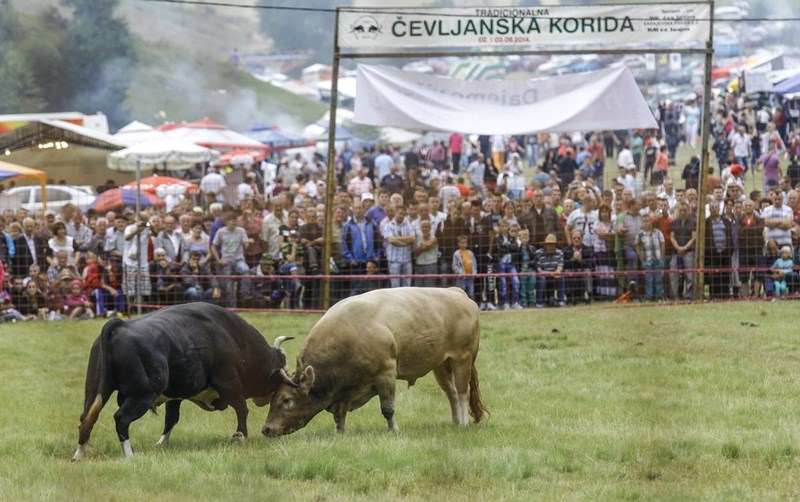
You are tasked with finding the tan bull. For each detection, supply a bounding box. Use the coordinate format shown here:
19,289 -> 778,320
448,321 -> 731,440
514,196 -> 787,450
262,287 -> 488,436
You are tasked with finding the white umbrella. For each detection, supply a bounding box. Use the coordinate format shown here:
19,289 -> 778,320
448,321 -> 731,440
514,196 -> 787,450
107,138 -> 219,171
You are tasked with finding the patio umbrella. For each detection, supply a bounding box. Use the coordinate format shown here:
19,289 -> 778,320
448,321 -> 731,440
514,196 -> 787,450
123,175 -> 199,195
107,138 -> 219,172
88,188 -> 165,213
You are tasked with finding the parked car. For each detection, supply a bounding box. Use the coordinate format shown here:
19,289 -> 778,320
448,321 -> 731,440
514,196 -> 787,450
0,184 -> 97,213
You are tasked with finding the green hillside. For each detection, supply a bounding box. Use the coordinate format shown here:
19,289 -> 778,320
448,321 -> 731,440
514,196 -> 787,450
9,0 -> 327,132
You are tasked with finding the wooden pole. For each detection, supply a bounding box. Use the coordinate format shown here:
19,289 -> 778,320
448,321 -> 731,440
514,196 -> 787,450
694,1 -> 715,301
321,8 -> 341,310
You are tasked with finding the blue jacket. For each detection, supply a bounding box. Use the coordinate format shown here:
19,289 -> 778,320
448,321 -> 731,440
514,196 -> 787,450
342,218 -> 378,264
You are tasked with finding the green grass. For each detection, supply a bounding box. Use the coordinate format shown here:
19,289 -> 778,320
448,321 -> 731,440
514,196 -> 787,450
1,302 -> 800,500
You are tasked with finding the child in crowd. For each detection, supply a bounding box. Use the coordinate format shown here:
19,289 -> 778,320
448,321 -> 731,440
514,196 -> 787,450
452,235 -> 476,301
65,279 -> 95,320
83,252 -> 124,317
770,245 -> 793,297
16,280 -> 48,320
279,229 -> 305,307
517,229 -> 536,308
494,220 -> 521,310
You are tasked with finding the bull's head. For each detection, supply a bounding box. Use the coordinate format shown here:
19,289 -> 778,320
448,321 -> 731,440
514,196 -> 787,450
253,336 -> 297,407
262,365 -> 327,436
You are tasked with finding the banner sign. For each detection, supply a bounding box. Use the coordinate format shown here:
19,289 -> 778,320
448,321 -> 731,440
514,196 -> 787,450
354,65 -> 658,135
339,3 -> 712,51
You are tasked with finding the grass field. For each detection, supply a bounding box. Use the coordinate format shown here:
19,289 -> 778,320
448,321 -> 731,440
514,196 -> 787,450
1,302 -> 800,500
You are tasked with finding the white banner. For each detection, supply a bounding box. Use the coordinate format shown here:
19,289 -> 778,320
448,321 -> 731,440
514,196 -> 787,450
339,4 -> 711,51
354,65 -> 658,135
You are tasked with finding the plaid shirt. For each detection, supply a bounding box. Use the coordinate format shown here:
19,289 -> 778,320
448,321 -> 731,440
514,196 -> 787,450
635,229 -> 664,262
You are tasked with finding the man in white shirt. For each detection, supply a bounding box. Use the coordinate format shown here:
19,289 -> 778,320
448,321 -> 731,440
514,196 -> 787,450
728,125 -> 752,170
123,214 -> 152,302
200,167 -> 227,206
763,187 -> 794,250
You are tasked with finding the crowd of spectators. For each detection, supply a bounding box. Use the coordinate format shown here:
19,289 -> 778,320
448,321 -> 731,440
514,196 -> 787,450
1,92 -> 800,321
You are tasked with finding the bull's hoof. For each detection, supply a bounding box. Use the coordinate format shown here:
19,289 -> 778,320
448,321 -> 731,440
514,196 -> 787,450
230,431 -> 246,443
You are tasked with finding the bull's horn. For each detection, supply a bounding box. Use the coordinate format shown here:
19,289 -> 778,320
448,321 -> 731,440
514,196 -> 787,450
279,368 -> 298,388
273,336 -> 295,349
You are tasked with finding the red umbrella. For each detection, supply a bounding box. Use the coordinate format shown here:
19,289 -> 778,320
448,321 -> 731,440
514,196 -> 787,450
89,188 -> 165,213
124,175 -> 200,195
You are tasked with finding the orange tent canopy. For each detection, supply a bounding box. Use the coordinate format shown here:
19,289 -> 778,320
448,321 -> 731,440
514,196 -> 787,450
0,160 -> 48,208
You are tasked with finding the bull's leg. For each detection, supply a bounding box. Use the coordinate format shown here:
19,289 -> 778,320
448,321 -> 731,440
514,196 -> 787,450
227,395 -> 249,442
330,402 -> 348,434
375,377 -> 399,432
114,394 -> 157,458
433,363 -> 460,425
450,358 -> 472,426
156,400 -> 181,447
72,390 -> 113,461
210,370 -> 249,441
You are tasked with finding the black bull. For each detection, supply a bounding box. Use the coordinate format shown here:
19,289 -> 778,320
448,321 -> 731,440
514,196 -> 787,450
72,303 -> 296,460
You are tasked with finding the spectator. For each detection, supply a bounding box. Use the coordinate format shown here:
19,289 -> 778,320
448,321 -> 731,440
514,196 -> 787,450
770,245 -> 793,298
150,248 -> 182,306
342,199 -> 378,297
182,218 -> 212,264
83,252 -> 124,317
704,202 -> 732,300
155,215 -> 183,265
17,280 -> 48,320
200,166 -> 227,205
452,235 -> 477,300
382,205 -> 414,288
181,251 -> 221,303
249,253 -> 287,308
516,229 -> 536,308
535,233 -> 565,307
563,229 -> 594,304
593,204 -> 617,298
278,229 -> 304,308
123,214 -> 152,306
737,199 -> 764,298
494,220 -> 520,310
13,218 -> 50,277
635,214 -> 666,302
236,199 -> 265,270
210,213 -> 252,308
617,197 -> 643,296
65,279 -> 94,319
413,219 -> 438,288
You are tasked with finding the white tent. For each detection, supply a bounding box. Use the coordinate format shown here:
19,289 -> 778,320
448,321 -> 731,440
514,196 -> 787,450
354,65 -> 658,135
112,120 -> 167,146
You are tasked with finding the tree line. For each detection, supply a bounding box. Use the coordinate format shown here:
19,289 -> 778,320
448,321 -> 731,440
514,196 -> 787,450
0,0 -> 134,128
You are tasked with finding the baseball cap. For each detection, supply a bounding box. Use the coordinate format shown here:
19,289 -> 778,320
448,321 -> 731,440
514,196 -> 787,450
361,192 -> 374,201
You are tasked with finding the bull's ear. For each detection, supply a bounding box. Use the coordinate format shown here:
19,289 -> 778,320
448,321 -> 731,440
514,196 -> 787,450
298,365 -> 315,395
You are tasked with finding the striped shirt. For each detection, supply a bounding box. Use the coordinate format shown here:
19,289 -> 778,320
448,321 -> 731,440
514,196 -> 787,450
534,248 -> 563,273
383,219 -> 413,263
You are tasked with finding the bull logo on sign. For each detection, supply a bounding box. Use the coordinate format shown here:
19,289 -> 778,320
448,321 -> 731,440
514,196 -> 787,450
350,16 -> 382,40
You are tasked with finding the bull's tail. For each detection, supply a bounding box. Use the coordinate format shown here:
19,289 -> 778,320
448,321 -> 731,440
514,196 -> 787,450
76,318 -> 123,450
468,364 -> 489,423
